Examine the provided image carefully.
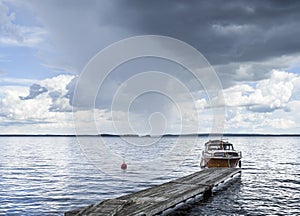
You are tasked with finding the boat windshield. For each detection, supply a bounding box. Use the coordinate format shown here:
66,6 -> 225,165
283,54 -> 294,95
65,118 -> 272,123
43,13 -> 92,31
207,144 -> 221,150
224,144 -> 234,150
207,143 -> 234,150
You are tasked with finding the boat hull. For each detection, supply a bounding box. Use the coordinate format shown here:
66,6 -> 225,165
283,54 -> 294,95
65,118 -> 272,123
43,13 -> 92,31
202,157 -> 241,168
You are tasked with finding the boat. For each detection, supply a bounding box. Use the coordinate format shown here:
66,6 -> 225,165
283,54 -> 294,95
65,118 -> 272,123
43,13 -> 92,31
200,140 -> 242,168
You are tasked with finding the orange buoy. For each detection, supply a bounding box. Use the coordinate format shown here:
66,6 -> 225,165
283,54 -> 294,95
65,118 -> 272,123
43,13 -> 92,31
121,162 -> 127,170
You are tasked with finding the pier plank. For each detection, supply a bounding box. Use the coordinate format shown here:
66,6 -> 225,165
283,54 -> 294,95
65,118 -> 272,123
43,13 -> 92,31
65,168 -> 241,216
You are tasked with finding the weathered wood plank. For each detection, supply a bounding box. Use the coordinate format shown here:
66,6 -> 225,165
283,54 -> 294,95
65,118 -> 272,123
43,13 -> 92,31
112,182 -> 210,216
65,168 -> 241,216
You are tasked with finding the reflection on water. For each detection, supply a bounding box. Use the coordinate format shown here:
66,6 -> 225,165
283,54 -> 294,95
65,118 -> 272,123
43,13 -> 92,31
0,136 -> 300,215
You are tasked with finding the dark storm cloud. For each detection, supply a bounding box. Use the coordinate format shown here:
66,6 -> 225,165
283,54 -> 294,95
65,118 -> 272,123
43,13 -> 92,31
115,0 -> 300,65
25,0 -> 300,109
28,0 -> 300,73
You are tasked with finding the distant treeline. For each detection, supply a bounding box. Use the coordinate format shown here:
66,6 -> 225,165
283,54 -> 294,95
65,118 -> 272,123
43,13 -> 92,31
1,133 -> 300,137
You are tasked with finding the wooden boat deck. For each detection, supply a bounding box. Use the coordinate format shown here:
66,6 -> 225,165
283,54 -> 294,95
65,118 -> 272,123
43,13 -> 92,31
65,168 -> 241,216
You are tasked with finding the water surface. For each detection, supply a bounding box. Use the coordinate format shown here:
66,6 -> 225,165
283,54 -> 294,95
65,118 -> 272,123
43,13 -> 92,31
0,136 -> 299,215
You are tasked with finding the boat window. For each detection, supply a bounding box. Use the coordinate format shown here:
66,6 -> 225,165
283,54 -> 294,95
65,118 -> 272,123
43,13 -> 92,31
227,152 -> 238,156
208,144 -> 221,150
214,152 -> 225,157
224,144 -> 234,150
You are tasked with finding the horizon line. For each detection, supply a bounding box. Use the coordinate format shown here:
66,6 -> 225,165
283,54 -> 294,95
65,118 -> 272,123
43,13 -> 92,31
1,133 -> 300,137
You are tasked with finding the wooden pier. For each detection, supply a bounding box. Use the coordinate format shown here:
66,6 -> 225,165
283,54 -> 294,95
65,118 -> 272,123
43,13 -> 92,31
65,168 -> 241,216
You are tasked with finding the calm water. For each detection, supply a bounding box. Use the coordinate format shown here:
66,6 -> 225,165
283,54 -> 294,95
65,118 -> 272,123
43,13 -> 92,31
1,136 -> 300,215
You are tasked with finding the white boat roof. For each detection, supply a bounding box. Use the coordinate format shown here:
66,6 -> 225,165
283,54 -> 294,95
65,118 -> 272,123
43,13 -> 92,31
205,140 -> 233,145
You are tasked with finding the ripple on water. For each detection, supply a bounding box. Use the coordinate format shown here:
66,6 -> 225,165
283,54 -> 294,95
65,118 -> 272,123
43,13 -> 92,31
1,136 -> 300,215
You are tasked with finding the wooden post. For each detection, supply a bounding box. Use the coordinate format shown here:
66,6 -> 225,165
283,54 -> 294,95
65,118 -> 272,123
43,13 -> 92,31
203,187 -> 212,200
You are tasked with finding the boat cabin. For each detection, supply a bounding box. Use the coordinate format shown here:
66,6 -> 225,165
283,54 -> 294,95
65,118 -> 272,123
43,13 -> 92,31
205,140 -> 235,151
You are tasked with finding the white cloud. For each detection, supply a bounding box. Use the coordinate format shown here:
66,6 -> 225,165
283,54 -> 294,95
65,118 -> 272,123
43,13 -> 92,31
267,118 -> 295,130
225,108 -> 297,133
0,75 -> 74,134
39,74 -> 73,93
226,108 -> 264,130
1,70 -> 300,134
0,85 -> 50,121
221,70 -> 300,133
0,0 -> 46,47
222,70 -> 300,112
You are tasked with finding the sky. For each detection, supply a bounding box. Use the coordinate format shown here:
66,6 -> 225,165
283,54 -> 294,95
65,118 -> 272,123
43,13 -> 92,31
1,0 -> 300,135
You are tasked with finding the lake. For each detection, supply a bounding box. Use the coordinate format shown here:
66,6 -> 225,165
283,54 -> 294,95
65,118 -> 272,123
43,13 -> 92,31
1,136 -> 299,215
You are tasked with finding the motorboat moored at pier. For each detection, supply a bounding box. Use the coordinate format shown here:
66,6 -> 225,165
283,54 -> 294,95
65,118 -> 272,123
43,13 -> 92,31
200,140 -> 242,168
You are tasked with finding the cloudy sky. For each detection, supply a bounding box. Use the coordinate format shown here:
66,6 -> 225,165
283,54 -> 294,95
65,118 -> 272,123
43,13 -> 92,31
1,0 -> 300,135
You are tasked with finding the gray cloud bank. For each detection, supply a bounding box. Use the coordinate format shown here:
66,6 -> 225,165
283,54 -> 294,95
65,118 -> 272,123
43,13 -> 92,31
119,0 -> 300,64
24,0 -> 300,70
27,0 -> 300,110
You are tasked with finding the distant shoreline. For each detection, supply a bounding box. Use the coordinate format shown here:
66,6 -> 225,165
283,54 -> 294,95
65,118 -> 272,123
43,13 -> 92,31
1,133 -> 300,137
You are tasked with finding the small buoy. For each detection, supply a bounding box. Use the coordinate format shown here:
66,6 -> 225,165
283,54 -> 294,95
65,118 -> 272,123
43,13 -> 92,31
121,162 -> 127,170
